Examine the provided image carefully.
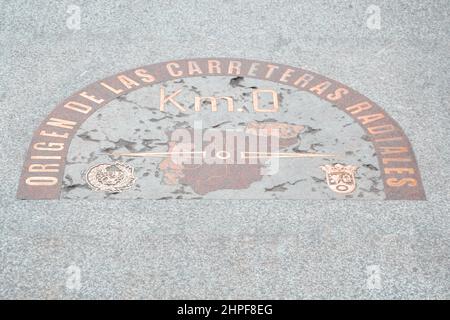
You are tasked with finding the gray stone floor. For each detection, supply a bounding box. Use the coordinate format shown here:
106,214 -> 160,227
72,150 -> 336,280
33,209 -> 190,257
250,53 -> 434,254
0,0 -> 449,299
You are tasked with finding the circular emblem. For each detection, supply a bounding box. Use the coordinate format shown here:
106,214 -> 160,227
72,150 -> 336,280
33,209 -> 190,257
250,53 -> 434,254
85,162 -> 136,193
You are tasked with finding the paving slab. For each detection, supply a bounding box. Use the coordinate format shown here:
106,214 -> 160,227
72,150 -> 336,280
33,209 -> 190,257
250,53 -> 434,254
0,0 -> 449,299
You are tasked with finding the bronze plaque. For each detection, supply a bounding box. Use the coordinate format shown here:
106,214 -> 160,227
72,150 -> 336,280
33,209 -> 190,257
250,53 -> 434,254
17,58 -> 426,200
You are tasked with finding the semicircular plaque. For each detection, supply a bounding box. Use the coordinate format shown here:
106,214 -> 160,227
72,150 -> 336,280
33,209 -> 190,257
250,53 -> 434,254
17,58 -> 425,200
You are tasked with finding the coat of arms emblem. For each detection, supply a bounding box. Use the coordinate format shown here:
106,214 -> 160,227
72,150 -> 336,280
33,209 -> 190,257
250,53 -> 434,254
320,163 -> 358,194
85,162 -> 136,193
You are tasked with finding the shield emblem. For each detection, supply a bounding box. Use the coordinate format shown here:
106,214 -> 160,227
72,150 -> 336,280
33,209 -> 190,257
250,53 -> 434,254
320,164 -> 358,194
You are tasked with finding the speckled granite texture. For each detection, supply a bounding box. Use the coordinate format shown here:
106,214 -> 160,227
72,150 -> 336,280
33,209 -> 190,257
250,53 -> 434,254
0,0 -> 448,299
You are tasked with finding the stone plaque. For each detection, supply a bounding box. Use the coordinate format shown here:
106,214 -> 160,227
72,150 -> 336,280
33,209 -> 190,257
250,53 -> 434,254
17,58 -> 425,200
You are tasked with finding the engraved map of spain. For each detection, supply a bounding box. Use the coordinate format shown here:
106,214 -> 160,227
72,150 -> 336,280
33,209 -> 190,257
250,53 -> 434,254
159,122 -> 304,195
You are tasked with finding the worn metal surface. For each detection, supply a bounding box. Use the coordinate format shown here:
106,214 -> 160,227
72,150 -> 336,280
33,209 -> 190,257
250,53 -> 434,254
1,0 -> 449,299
